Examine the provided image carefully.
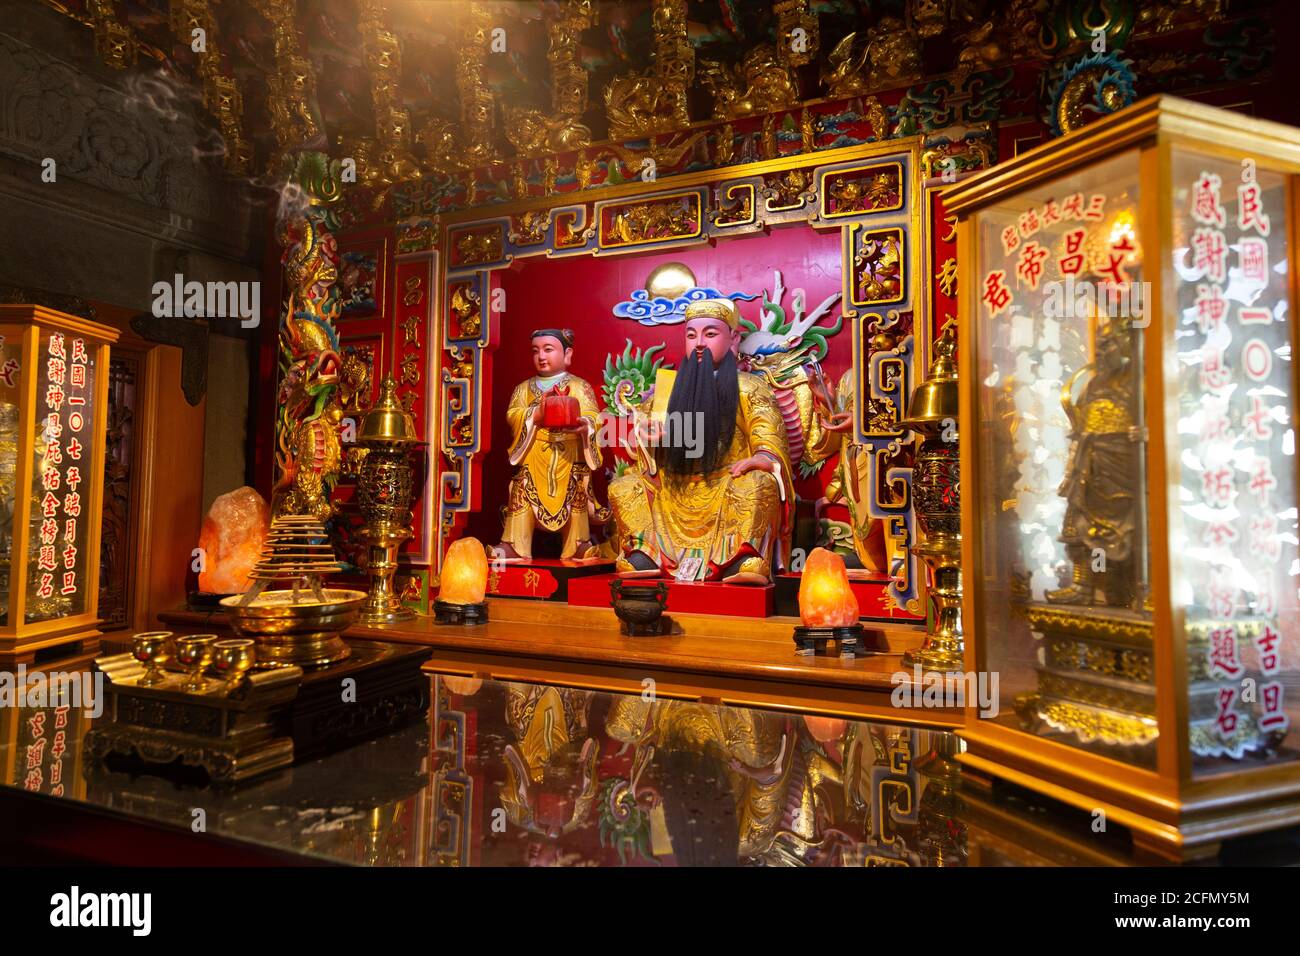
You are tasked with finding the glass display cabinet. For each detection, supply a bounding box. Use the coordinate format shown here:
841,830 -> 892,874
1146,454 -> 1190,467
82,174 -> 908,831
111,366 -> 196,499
0,306 -> 117,666
946,96 -> 1300,860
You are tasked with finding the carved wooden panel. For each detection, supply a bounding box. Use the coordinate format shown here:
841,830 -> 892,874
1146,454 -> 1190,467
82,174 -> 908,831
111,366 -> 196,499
97,352 -> 138,631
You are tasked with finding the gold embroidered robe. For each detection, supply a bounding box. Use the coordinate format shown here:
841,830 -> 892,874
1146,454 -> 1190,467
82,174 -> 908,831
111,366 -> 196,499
608,369 -> 791,580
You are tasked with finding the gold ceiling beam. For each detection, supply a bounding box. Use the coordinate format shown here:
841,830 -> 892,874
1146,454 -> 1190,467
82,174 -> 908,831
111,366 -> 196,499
355,0 -> 422,188
170,0 -> 252,175
773,0 -> 818,69
455,2 -> 499,168
260,0 -> 323,172
505,0 -> 594,159
603,0 -> 692,141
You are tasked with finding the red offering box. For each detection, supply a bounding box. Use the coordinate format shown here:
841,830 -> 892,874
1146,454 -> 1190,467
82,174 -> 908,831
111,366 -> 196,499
541,390 -> 580,428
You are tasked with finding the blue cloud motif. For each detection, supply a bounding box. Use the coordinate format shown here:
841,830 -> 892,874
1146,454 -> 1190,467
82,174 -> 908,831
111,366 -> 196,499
611,287 -> 759,327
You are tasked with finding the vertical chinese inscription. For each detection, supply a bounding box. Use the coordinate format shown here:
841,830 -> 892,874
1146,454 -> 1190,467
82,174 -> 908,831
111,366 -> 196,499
28,332 -> 95,622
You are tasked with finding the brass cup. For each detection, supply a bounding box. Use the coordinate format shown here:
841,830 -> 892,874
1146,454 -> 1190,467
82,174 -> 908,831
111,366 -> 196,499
131,631 -> 172,687
211,638 -> 256,688
174,634 -> 219,693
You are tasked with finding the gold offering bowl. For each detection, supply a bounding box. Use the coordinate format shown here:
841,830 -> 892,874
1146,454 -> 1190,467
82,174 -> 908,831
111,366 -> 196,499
212,638 -> 256,686
131,631 -> 172,686
174,634 -> 218,692
220,589 -> 365,669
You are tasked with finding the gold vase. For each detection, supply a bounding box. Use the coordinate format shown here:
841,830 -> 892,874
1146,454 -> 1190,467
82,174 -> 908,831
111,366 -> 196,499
899,326 -> 964,673
356,375 -> 425,625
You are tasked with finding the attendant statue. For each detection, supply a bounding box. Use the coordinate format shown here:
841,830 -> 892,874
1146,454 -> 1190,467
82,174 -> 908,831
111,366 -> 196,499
608,299 -> 791,584
1047,318 -> 1141,607
498,329 -> 603,560
804,368 -> 888,573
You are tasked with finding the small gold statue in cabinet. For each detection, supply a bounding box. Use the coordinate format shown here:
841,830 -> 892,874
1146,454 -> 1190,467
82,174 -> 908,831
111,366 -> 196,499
1047,317 -> 1142,608
498,329 -> 604,561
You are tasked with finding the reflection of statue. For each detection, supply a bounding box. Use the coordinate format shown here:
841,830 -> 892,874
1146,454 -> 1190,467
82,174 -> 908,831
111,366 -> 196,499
498,329 -> 603,561
804,369 -> 887,572
499,683 -> 599,838
605,696 -> 790,860
604,697 -> 868,864
608,299 -> 791,584
1047,319 -> 1141,607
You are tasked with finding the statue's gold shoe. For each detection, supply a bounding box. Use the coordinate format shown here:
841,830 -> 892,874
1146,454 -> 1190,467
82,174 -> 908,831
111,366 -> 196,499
722,556 -> 770,586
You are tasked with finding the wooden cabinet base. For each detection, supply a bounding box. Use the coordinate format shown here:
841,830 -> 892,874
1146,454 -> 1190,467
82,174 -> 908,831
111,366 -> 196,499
0,628 -> 101,668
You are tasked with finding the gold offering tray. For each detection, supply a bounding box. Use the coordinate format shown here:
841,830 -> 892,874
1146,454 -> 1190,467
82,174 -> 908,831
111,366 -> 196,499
85,639 -> 433,785
86,650 -> 303,783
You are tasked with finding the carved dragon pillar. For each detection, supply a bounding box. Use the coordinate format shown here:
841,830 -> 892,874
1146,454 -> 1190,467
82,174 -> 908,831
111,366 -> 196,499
603,0 -> 692,140
273,153 -> 345,521
504,1 -> 593,159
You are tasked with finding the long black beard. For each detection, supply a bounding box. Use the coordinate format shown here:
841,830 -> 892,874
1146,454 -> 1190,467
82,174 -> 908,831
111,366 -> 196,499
656,348 -> 739,480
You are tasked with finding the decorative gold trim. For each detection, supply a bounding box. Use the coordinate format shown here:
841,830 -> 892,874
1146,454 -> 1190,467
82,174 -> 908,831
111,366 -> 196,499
712,182 -> 756,227
439,136 -> 921,226
819,161 -> 905,219
943,95 -> 1300,218
596,190 -> 703,249
1018,602 -> 1154,646
1026,695 -> 1160,746
848,225 -> 906,306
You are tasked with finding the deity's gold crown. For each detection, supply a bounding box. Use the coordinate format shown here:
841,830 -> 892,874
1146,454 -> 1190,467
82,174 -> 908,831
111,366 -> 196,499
683,298 -> 741,330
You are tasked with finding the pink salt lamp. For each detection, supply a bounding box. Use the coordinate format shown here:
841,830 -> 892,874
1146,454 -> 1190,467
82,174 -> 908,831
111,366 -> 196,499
439,537 -> 489,605
197,486 -> 270,594
797,547 -> 860,627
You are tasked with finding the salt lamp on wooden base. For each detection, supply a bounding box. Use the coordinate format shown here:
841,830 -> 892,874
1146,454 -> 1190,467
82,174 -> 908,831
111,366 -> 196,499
193,486 -> 270,604
434,536 -> 490,625
433,599 -> 489,625
793,547 -> 876,658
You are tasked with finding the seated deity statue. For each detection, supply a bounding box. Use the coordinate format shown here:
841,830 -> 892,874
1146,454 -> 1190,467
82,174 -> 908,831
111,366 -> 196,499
498,328 -> 603,560
608,299 -> 791,585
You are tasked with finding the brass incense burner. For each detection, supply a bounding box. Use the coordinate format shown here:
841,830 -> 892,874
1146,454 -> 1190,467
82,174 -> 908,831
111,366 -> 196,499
898,326 -> 964,673
355,374 -> 426,625
220,514 -> 363,668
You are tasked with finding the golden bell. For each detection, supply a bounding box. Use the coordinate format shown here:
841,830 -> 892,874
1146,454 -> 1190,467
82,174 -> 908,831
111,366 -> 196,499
898,324 -> 959,434
359,374 -> 417,444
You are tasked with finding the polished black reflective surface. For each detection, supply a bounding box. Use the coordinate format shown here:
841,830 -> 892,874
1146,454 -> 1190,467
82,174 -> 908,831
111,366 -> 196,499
4,669 -> 1299,866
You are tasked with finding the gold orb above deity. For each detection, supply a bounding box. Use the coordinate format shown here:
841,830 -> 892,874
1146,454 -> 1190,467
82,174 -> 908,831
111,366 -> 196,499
645,262 -> 697,300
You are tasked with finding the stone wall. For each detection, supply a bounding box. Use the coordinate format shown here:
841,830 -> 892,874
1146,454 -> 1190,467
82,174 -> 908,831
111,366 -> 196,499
0,3 -> 266,506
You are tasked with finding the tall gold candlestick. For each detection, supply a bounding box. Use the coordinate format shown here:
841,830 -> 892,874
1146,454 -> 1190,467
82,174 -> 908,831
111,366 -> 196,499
899,326 -> 964,672
356,375 -> 425,624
